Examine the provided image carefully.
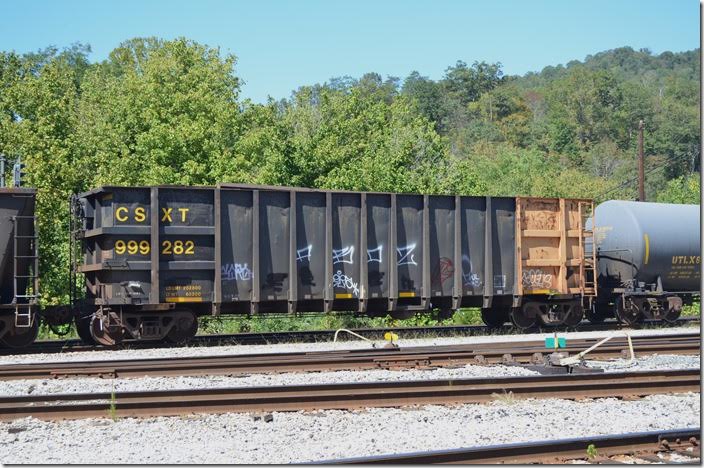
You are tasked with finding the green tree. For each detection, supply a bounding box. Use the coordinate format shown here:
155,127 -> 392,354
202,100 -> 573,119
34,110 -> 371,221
0,47 -> 87,303
442,60 -> 504,107
76,37 -> 242,186
656,174 -> 701,204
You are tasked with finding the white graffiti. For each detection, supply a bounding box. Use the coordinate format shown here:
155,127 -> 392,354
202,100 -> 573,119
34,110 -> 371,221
367,245 -> 383,263
296,245 -> 312,263
222,263 -> 253,281
463,272 -> 482,287
396,244 -> 417,266
461,254 -> 482,287
494,274 -> 507,289
522,269 -> 552,288
333,246 -> 355,265
333,270 -> 360,297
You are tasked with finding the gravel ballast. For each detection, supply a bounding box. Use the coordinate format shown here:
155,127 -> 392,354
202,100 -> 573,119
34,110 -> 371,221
0,363 -> 539,397
586,353 -> 701,372
0,393 -> 698,464
0,353 -> 698,397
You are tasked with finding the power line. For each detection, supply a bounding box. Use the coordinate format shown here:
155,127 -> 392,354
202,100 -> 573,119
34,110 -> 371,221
595,151 -> 692,200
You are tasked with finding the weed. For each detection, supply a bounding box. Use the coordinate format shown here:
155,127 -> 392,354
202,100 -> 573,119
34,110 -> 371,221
108,387 -> 117,422
586,444 -> 598,459
682,301 -> 701,317
491,390 -> 517,405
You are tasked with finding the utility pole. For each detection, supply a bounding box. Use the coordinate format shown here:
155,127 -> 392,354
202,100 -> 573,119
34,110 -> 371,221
637,120 -> 645,202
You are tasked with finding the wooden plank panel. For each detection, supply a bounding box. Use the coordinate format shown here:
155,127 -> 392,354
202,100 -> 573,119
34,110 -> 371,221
522,229 -> 561,238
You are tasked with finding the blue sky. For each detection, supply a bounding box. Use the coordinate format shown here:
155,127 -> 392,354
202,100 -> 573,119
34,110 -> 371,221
0,0 -> 698,103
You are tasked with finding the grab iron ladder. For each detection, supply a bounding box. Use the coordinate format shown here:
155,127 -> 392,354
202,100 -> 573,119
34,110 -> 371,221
12,215 -> 38,327
577,201 -> 597,297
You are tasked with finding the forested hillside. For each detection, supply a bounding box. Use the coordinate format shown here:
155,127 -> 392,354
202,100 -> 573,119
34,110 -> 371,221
0,38 -> 699,303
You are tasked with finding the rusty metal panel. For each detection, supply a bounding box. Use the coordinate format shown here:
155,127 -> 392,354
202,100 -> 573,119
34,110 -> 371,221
516,197 -> 591,296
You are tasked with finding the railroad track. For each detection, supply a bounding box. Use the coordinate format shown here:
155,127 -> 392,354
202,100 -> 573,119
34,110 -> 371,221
6,316 -> 699,356
318,428 -> 701,464
0,332 -> 698,380
0,369 -> 698,421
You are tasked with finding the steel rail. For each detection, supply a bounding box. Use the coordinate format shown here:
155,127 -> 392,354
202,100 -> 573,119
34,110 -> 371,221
0,369 -> 698,421
0,333 -> 698,381
316,428 -> 701,464
6,317 -> 698,356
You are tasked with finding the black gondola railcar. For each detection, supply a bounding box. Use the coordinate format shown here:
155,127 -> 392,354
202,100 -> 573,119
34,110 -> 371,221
71,184 -> 597,345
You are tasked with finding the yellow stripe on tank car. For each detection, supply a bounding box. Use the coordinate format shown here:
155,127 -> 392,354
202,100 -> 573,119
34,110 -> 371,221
644,234 -> 650,265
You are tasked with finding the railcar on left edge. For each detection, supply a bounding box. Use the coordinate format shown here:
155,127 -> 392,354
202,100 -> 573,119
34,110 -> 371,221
0,187 -> 40,347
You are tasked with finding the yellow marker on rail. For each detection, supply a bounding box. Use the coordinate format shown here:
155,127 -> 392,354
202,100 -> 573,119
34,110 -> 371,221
384,331 -> 399,344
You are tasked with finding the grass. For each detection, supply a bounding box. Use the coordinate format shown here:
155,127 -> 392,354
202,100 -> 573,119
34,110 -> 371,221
197,308 -> 481,336
108,387 -> 117,422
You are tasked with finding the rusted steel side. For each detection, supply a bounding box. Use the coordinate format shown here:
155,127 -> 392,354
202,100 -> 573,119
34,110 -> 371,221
516,197 -> 594,297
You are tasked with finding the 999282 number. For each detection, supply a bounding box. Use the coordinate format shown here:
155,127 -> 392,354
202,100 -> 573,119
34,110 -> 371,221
113,239 -> 196,256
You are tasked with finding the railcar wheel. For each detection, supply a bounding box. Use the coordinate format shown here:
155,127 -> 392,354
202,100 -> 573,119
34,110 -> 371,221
75,314 -> 96,344
563,304 -> 584,327
511,307 -> 537,329
481,308 -> 508,328
165,312 -> 199,344
663,299 -> 683,323
0,317 -> 39,348
90,315 -> 124,347
615,298 -> 641,326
